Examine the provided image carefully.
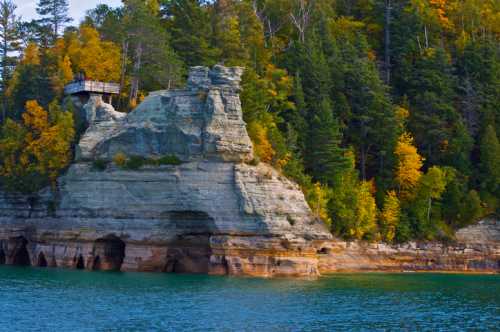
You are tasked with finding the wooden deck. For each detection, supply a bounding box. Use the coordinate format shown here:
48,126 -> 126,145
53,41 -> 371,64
64,80 -> 120,95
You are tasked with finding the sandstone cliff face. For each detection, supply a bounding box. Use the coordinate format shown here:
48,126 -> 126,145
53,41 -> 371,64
318,219 -> 499,273
0,66 -> 332,277
0,66 -> 497,277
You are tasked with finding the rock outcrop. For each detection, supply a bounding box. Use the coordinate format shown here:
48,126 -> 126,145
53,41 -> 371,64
0,66 -> 331,277
79,65 -> 253,162
0,65 -> 497,277
76,94 -> 126,160
318,219 -> 499,273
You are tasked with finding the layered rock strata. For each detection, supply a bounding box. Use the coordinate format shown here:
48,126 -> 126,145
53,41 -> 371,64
0,65 -> 497,277
318,219 -> 499,273
0,66 -> 331,277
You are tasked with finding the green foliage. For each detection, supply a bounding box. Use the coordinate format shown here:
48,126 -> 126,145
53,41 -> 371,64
404,166 -> 453,240
92,159 -> 109,172
308,98 -> 350,187
113,153 -> 182,170
306,182 -> 332,227
125,155 -> 146,170
0,0 -> 497,242
158,154 -> 182,166
36,0 -> 72,39
162,0 -> 219,66
8,44 -> 54,118
479,125 -> 500,195
329,153 -> 378,240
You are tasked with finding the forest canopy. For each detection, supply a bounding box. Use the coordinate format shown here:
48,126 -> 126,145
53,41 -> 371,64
0,0 -> 498,242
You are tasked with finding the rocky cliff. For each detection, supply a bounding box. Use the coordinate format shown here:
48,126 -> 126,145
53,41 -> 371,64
0,66 -> 332,277
0,66 -> 497,277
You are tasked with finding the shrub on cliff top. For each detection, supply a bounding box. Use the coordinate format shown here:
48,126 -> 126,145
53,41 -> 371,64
125,155 -> 147,170
158,155 -> 182,166
112,153 -> 182,170
92,159 -> 109,171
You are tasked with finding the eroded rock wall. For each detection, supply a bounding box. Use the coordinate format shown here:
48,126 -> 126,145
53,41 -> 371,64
317,219 -> 499,273
0,160 -> 332,277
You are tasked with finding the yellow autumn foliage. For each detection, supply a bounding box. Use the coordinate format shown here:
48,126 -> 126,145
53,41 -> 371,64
113,152 -> 128,167
395,132 -> 424,198
350,180 -> 378,240
66,26 -> 121,82
307,182 -> 332,226
21,43 -> 40,65
379,190 -> 401,243
0,100 -> 75,192
247,121 -> 275,163
23,100 -> 48,135
51,55 -> 74,95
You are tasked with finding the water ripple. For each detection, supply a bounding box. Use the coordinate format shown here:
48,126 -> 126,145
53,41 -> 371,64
0,267 -> 498,331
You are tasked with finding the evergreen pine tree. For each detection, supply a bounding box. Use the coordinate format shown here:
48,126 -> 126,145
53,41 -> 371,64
162,0 -> 219,66
0,0 -> 20,121
36,0 -> 72,41
479,125 -> 500,194
308,98 -> 349,187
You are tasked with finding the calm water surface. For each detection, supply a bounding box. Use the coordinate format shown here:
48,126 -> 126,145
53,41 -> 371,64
0,266 -> 498,331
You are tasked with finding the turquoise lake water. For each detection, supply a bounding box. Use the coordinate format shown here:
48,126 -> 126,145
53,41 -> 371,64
0,266 -> 498,331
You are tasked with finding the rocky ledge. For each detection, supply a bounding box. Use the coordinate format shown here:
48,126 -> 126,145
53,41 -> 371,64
0,66 -> 498,277
319,219 -> 499,273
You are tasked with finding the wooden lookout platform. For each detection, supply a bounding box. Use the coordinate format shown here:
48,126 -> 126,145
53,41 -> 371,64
64,80 -> 120,95
64,80 -> 120,104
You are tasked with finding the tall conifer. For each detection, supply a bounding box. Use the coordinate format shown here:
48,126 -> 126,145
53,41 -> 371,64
36,0 -> 72,40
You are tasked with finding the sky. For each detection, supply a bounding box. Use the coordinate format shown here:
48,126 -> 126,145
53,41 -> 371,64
14,0 -> 122,23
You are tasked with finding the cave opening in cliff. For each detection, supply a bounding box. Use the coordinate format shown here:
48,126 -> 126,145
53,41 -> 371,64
37,252 -> 48,267
0,248 -> 5,264
76,255 -> 85,269
10,236 -> 31,266
93,235 -> 126,271
162,234 -> 213,274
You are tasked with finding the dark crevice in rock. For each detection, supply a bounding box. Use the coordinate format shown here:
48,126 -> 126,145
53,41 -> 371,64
317,247 -> 331,255
163,257 -> 178,273
9,236 -> 31,266
221,256 -> 229,275
92,255 -> 101,270
0,248 -> 5,264
50,256 -> 57,268
75,255 -> 85,269
37,252 -> 48,267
